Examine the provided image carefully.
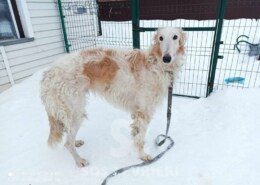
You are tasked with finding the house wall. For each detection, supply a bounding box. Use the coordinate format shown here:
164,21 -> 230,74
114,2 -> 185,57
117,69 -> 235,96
0,0 -> 66,92
0,55 -> 10,92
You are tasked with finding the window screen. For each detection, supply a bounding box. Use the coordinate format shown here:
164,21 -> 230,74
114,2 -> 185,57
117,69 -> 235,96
0,0 -> 18,40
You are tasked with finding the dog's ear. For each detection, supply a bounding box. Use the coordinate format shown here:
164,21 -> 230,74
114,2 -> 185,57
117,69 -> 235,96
178,29 -> 187,55
153,32 -> 158,44
179,29 -> 187,47
153,28 -> 162,44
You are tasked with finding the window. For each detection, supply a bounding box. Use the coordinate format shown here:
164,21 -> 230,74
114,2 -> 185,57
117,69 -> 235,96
0,0 -> 34,44
0,0 -> 19,40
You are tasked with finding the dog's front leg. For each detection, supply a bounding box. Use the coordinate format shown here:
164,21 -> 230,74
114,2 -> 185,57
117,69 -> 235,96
130,111 -> 151,161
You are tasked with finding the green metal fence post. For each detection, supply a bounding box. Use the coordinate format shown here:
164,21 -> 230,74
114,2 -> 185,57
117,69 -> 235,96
57,0 -> 71,53
206,0 -> 227,96
131,0 -> 140,49
95,0 -> 102,36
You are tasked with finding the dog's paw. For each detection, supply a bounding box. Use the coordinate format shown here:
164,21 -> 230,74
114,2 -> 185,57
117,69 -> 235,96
75,140 -> 84,147
76,158 -> 89,167
140,153 -> 152,162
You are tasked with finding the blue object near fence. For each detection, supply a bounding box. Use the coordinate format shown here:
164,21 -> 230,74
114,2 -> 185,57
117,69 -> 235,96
225,77 -> 245,84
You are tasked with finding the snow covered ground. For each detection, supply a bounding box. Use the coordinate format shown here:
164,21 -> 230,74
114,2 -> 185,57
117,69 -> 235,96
0,70 -> 259,185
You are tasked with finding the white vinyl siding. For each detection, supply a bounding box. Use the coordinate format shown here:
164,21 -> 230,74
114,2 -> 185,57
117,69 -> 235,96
0,0 -> 66,92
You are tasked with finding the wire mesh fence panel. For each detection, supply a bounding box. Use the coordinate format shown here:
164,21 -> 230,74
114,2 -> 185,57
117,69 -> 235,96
215,20 -> 260,90
95,1 -> 132,49
213,0 -> 260,91
60,0 -> 133,51
95,20 -> 133,49
60,0 -> 100,51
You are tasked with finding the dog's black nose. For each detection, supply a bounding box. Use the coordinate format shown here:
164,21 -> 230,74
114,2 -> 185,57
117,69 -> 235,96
163,54 -> 171,63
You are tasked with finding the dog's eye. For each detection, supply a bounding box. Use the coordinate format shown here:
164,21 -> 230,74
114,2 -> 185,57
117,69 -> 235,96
159,36 -> 163,41
173,35 -> 178,40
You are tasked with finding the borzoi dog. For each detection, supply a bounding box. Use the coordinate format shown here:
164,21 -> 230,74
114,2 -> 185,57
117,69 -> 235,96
41,27 -> 186,167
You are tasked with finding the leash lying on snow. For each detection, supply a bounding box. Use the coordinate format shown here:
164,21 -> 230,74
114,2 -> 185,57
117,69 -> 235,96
101,75 -> 174,185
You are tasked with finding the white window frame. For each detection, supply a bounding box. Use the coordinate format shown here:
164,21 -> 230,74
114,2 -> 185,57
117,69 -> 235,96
15,0 -> 34,38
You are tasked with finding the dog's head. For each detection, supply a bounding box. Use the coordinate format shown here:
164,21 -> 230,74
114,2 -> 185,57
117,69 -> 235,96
152,27 -> 186,64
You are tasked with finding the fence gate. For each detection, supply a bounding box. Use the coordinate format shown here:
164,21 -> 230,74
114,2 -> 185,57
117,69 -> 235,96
57,0 -> 259,98
212,0 -> 260,92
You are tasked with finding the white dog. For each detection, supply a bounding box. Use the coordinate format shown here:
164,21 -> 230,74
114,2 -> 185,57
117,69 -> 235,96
41,27 -> 186,167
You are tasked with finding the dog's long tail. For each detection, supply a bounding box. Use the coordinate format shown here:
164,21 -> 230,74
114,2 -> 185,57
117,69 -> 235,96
41,89 -> 69,147
47,115 -> 64,146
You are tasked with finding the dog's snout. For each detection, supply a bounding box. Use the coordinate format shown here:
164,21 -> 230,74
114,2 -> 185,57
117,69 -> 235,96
163,54 -> 171,63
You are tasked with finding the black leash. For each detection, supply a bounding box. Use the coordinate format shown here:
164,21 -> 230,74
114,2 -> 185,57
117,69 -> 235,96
156,79 -> 173,146
101,74 -> 174,185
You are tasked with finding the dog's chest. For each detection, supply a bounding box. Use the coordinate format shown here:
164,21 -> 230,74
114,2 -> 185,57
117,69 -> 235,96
99,72 -> 168,111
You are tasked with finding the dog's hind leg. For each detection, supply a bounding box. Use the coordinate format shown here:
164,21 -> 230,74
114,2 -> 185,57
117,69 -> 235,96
65,116 -> 88,167
130,111 -> 152,161
75,113 -> 86,148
